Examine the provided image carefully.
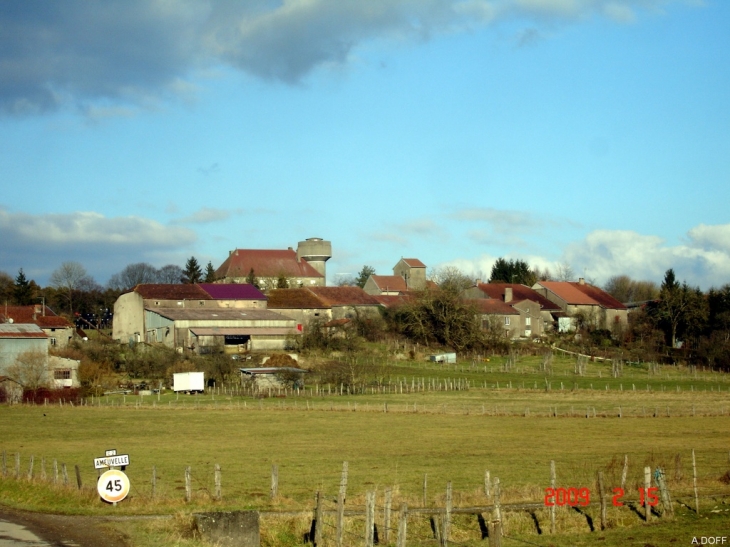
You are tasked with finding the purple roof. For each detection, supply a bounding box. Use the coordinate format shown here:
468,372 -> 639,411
198,283 -> 267,300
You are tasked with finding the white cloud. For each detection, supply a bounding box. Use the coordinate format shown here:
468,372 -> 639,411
0,209 -> 197,284
174,207 -> 240,224
430,223 -> 730,290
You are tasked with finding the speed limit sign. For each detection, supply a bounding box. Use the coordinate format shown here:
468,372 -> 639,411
97,469 -> 130,503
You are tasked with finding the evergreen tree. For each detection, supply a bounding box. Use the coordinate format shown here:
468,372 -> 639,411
276,273 -> 289,289
182,257 -> 203,284
246,268 -> 260,289
488,258 -> 535,285
355,265 -> 376,289
13,268 -> 34,305
204,261 -> 216,283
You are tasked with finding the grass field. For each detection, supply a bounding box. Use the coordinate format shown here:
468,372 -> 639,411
1,353 -> 729,546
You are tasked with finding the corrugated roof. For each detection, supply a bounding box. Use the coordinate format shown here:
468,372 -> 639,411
215,249 -> 323,279
475,283 -> 561,311
267,288 -> 329,309
198,283 -> 266,300
190,327 -> 298,336
306,286 -> 381,306
134,284 -> 211,300
146,308 -> 295,322
537,281 -> 627,310
370,275 -> 408,292
0,323 -> 48,338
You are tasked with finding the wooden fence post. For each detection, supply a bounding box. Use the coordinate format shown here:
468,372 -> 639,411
443,481 -> 453,544
487,519 -> 503,547
314,491 -> 323,547
27,455 -> 34,480
365,490 -> 375,547
185,466 -> 192,502
484,470 -> 490,498
40,457 -> 46,481
339,461 -> 349,504
15,452 -> 20,478
597,471 -> 607,531
151,466 -> 156,498
75,465 -> 82,490
493,478 -> 501,521
644,466 -> 652,522
53,459 -> 58,484
655,467 -> 674,517
383,488 -> 392,545
550,461 -> 556,534
396,503 -> 408,547
270,464 -> 278,499
215,464 -> 222,501
62,463 -> 69,486
423,474 -> 428,506
1,450 -> 6,477
691,449 -> 700,515
336,489 -> 345,547
620,455 -> 629,491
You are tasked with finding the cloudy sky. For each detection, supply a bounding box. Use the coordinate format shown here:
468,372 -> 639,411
1,0 -> 728,289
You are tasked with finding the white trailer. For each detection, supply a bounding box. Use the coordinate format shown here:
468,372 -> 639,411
173,372 -> 205,393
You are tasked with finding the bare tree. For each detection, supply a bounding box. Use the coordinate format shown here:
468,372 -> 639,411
428,266 -> 474,294
50,261 -> 90,314
108,262 -> 160,290
6,351 -> 49,390
158,264 -> 183,284
554,262 -> 575,282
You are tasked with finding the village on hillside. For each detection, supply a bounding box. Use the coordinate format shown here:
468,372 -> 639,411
0,236 -> 725,401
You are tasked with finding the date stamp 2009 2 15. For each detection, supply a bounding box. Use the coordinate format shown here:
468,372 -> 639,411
543,486 -> 660,507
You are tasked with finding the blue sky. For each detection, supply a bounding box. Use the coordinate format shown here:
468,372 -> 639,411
1,0 -> 728,289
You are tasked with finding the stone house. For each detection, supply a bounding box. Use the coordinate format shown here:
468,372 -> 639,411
532,279 -> 628,332
463,283 -> 562,337
363,258 -> 432,296
0,305 -> 75,348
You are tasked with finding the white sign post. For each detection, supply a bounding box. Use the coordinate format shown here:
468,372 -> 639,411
94,449 -> 131,505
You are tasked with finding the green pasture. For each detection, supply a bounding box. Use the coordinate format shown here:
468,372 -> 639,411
2,353 -> 729,546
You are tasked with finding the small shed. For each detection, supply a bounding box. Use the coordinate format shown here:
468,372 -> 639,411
239,367 -> 307,389
429,353 -> 457,364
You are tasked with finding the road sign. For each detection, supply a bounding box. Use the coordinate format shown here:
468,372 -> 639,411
97,469 -> 130,503
105,449 -> 117,456
94,454 -> 130,469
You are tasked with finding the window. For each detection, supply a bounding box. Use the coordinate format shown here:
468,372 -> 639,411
525,317 -> 531,326
54,369 -> 71,380
49,337 -> 57,346
504,317 -> 510,326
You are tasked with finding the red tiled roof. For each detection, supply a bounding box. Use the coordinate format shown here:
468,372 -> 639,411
198,283 -> 266,300
372,294 -> 415,308
0,306 -> 73,328
306,287 -> 381,307
476,283 -> 561,311
472,300 -> 520,315
267,289 -> 329,309
216,249 -> 323,279
370,275 -> 408,292
134,284 -> 211,300
537,281 -> 626,310
401,258 -> 426,268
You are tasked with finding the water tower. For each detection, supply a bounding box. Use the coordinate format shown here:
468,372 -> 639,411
296,237 -> 332,279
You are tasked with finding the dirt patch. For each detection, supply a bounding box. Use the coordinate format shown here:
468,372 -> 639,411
0,505 -> 129,547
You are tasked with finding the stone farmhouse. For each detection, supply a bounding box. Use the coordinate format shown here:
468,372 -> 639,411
363,258 -> 435,295
214,238 -> 331,289
113,283 -> 300,353
463,283 -> 563,339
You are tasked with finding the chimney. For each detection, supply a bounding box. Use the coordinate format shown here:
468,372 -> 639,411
504,287 -> 513,303
578,277 -> 585,285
